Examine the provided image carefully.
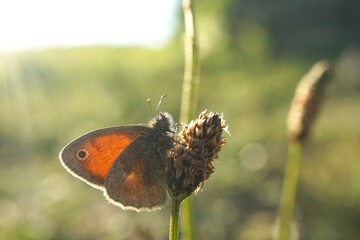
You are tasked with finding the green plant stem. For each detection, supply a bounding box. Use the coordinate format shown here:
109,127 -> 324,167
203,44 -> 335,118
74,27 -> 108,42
169,198 -> 182,240
180,0 -> 200,123
277,140 -> 303,240
179,0 -> 200,240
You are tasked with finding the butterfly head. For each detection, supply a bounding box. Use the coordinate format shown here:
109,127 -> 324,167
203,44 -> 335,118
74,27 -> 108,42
150,112 -> 175,135
149,112 -> 175,150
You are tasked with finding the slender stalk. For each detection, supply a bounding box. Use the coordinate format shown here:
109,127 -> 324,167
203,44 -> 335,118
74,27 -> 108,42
180,0 -> 200,123
170,198 -> 182,240
179,0 -> 200,239
277,140 -> 303,240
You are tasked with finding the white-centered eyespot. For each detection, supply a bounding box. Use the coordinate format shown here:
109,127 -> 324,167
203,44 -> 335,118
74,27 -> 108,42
76,149 -> 89,161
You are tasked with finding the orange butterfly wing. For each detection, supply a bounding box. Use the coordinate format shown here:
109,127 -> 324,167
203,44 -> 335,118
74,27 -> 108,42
59,126 -> 151,189
104,136 -> 168,211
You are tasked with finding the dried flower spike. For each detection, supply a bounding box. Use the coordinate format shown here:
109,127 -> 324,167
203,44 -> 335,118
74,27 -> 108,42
166,110 -> 227,200
287,60 -> 334,141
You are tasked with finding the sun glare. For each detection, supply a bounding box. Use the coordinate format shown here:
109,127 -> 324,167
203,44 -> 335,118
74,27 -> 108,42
0,0 -> 178,51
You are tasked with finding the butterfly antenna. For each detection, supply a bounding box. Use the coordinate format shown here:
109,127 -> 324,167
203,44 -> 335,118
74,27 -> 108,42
156,94 -> 167,114
147,98 -> 156,117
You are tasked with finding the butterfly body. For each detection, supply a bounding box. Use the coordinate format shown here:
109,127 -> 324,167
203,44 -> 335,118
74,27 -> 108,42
59,112 -> 175,211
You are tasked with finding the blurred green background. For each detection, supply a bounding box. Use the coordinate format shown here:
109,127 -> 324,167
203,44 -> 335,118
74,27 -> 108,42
1,0 -> 360,239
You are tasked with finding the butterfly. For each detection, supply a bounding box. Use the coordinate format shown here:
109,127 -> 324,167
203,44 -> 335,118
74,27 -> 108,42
59,98 -> 175,211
